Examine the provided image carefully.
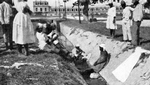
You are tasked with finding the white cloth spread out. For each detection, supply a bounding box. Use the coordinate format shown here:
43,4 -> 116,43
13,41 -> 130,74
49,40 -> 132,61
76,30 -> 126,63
112,47 -> 150,82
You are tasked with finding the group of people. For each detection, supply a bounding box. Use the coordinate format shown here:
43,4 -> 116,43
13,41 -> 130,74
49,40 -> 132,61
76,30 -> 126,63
106,0 -> 148,46
0,0 -> 35,56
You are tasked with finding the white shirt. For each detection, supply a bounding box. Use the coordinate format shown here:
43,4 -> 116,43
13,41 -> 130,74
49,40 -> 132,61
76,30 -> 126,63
107,7 -> 116,18
0,2 -> 12,24
133,4 -> 144,21
36,32 -> 48,50
122,6 -> 134,22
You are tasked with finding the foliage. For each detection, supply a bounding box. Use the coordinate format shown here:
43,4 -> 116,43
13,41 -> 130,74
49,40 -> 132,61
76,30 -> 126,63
63,0 -> 69,2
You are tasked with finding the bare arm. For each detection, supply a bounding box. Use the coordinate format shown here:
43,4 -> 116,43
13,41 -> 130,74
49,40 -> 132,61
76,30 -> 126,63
0,5 -> 4,24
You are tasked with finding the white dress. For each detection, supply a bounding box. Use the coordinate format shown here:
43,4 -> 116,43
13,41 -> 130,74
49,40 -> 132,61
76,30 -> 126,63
106,7 -> 117,29
13,2 -> 35,44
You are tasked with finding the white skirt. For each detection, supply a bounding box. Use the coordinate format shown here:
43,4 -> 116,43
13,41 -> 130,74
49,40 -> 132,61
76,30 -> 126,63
106,16 -> 117,29
13,12 -> 35,44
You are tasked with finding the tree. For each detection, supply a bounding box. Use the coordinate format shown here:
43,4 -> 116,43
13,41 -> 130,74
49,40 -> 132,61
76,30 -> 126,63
73,0 -> 107,21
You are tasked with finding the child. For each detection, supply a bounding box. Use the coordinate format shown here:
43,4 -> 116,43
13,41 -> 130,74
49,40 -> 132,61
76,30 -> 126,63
72,44 -> 86,61
36,23 -> 71,60
36,23 -> 59,53
106,3 -> 117,38
121,1 -> 134,42
42,21 -> 58,44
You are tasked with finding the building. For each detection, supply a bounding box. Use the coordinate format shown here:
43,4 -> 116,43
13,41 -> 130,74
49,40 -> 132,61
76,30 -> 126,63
33,0 -> 51,13
32,0 -> 122,16
105,0 -> 121,3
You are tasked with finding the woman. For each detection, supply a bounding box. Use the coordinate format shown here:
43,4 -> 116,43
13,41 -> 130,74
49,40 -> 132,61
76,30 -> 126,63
13,0 -> 35,56
106,3 -> 117,38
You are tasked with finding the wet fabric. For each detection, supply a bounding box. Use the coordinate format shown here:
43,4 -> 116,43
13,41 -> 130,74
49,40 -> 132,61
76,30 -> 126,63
112,47 -> 146,82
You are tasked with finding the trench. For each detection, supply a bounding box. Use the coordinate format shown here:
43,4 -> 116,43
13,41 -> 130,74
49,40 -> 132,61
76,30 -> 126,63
29,19 -> 108,85
58,33 -> 108,85
55,19 -> 108,85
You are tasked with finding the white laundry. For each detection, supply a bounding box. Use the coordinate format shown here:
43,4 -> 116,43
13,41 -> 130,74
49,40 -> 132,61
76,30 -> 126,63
112,47 -> 150,82
0,62 -> 44,69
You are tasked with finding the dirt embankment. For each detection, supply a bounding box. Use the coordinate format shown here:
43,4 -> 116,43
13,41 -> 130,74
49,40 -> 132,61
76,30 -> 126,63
0,50 -> 87,85
59,20 -> 150,85
0,20 -> 87,85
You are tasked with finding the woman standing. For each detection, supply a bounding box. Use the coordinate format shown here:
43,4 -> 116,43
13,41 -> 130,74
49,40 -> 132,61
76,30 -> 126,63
13,0 -> 35,56
106,2 -> 117,38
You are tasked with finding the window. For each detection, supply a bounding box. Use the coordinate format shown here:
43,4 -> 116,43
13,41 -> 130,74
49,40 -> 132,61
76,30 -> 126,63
67,9 -> 69,11
45,2 -> 48,5
40,2 -> 42,5
37,2 -> 39,5
76,8 -> 78,11
40,8 -> 42,12
35,2 -> 37,5
36,8 -> 38,12
45,8 -> 47,12
55,9 -> 57,12
96,8 -> 98,10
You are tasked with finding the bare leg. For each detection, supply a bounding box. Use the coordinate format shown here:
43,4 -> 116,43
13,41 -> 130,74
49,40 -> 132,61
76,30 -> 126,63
24,44 -> 29,56
17,44 -> 22,54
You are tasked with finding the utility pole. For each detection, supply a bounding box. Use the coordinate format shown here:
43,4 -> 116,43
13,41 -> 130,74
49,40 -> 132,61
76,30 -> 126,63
55,0 -> 57,15
78,0 -> 81,24
63,0 -> 67,18
58,0 -> 60,18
